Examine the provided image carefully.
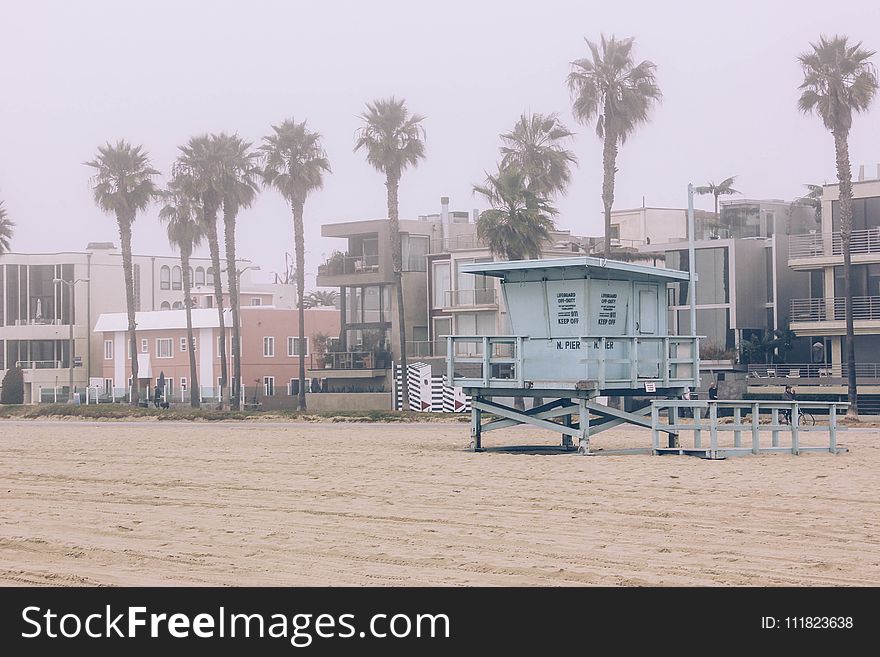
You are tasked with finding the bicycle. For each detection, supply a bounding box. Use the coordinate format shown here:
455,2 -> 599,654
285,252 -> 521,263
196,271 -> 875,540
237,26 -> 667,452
780,409 -> 815,426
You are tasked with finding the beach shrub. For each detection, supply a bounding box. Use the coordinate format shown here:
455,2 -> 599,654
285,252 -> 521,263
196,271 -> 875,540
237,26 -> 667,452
0,366 -> 24,404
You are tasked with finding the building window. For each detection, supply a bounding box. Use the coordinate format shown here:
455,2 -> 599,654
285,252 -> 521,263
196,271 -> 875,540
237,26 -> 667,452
217,336 -> 224,357
160,265 -> 170,290
180,337 -> 188,352
251,298 -> 262,306
104,378 -> 113,395
187,267 -> 194,285
287,336 -> 309,356
180,377 -> 187,391
141,338 -> 148,353
172,301 -> 183,310
160,301 -> 171,310
263,376 -> 275,396
191,337 -> 197,352
195,267 -> 205,286
104,340 -> 113,360
172,265 -> 182,291
206,296 -> 213,308
433,261 -> 451,308
207,267 -> 214,279
263,336 -> 275,357
156,338 -> 173,358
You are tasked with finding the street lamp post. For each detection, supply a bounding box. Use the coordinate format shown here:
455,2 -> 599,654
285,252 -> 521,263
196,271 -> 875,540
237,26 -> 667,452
222,265 -> 260,410
53,278 -> 90,403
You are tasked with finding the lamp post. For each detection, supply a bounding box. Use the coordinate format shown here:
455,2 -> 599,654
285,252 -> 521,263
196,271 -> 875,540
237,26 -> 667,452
53,277 -> 90,403
222,265 -> 261,410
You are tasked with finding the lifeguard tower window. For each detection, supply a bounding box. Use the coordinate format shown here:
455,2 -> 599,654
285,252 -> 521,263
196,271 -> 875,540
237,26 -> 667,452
446,257 -> 699,394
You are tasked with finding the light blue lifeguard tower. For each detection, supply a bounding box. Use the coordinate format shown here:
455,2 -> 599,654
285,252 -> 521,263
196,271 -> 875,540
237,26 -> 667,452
446,256 -> 700,454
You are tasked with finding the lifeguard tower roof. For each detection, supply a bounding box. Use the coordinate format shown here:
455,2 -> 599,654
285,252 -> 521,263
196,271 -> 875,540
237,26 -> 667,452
459,256 -> 691,283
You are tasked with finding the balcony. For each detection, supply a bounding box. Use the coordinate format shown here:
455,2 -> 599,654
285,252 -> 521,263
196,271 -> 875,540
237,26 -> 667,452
442,288 -> 498,308
429,235 -> 486,253
789,229 -> 880,267
306,350 -> 391,378
317,253 -> 380,277
16,360 -> 64,369
791,296 -> 880,324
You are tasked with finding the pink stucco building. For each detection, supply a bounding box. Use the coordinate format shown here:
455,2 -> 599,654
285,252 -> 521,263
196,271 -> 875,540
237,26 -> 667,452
93,306 -> 340,403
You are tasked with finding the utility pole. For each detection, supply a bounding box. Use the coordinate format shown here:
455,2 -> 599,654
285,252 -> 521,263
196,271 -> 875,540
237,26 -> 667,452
54,277 -> 90,403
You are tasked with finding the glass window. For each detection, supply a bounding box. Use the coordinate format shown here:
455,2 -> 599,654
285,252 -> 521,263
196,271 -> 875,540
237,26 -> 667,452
263,376 -> 275,396
251,298 -> 262,306
433,262 -> 450,308
363,286 -> 381,322
141,339 -> 148,353
160,301 -> 171,310
195,267 -> 206,286
263,336 -> 275,357
172,266 -> 182,291
403,234 -> 428,271
381,286 -> 391,322
180,337 -> 188,352
172,301 -> 183,310
694,247 -> 729,304
288,337 -> 308,356
346,287 -> 362,324
160,265 -> 170,290
104,340 -> 113,359
180,377 -> 187,391
156,338 -> 173,358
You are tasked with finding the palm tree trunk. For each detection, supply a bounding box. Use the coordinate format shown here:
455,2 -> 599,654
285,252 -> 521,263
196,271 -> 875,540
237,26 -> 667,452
205,211 -> 228,408
601,122 -> 618,259
293,200 -> 307,411
117,215 -> 139,406
181,248 -> 200,408
387,173 -> 409,409
223,205 -> 242,410
833,130 -> 859,417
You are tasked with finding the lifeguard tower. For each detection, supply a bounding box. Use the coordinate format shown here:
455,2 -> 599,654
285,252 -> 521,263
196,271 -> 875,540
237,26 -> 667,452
446,256 -> 700,454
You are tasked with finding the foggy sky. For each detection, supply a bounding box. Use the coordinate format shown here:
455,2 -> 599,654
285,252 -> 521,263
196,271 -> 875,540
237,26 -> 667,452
2,0 -> 879,286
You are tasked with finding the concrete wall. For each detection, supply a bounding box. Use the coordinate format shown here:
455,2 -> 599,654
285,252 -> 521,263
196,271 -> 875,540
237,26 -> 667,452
254,392 -> 391,411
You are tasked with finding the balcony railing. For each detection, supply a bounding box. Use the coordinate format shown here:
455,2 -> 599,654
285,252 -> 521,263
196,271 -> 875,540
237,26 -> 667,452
317,254 -> 380,277
309,350 -> 392,370
747,363 -> 880,380
789,228 -> 880,260
14,318 -> 63,326
16,360 -> 64,369
791,296 -> 880,322
429,235 -> 486,253
443,288 -> 498,307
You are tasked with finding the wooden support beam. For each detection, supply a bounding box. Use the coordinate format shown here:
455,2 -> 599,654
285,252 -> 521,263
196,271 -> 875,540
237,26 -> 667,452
472,399 -> 581,438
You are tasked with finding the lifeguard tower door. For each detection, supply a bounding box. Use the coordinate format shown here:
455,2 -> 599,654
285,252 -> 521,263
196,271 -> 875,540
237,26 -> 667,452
635,283 -> 660,379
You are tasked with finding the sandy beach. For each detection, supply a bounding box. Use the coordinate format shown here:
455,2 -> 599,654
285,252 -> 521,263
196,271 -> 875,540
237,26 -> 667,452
1,419 -> 878,586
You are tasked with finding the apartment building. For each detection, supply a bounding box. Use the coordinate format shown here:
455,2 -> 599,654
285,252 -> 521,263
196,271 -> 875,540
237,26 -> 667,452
95,305 -> 340,407
0,242 -> 251,403
610,206 -> 716,246
315,198 -> 597,393
636,199 -> 814,351
782,170 -> 880,411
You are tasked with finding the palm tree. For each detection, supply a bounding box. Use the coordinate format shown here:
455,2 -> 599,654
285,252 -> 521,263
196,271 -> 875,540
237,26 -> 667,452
305,290 -> 338,308
354,98 -> 426,409
85,141 -> 158,406
568,35 -> 662,258
694,176 -> 740,225
798,34 -> 878,418
796,183 -> 824,223
158,176 -> 205,408
261,118 -> 331,411
0,201 -> 13,253
499,112 -> 577,197
216,133 -> 260,410
473,167 -> 557,260
174,135 -> 229,407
